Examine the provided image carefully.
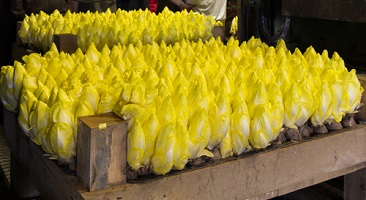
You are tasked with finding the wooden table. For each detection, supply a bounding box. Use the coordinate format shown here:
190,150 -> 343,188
3,108 -> 366,200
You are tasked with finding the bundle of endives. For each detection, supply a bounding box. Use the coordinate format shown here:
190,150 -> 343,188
0,37 -> 363,175
18,8 -> 221,52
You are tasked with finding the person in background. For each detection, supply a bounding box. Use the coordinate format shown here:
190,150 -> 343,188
170,0 -> 227,21
169,0 -> 195,11
11,0 -> 71,20
117,0 -> 150,11
149,0 -> 158,13
73,0 -> 117,13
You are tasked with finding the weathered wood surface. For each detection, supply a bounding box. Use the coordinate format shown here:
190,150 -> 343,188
282,0 -> 366,23
77,113 -> 128,192
53,34 -> 78,54
81,125 -> 366,200
212,25 -> 225,41
2,109 -> 83,200
10,154 -> 40,199
344,168 -> 366,200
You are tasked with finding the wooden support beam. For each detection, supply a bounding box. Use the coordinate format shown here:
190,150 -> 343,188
10,154 -> 40,199
344,168 -> 366,200
77,113 -> 128,192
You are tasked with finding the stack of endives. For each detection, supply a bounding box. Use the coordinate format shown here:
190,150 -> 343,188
1,37 -> 363,175
18,8 -> 221,52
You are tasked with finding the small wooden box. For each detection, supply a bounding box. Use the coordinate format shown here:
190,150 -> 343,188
54,34 -> 78,54
77,112 -> 128,192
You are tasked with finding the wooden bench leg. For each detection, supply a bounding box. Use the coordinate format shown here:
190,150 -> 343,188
10,154 -> 40,199
344,168 -> 366,200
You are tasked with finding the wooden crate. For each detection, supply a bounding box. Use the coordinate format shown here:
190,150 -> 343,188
2,108 -> 366,200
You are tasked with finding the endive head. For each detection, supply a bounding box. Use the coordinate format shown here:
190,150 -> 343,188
18,89 -> 38,134
48,122 -> 76,162
29,100 -> 51,143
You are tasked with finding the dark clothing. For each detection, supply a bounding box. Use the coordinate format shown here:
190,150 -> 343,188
76,0 -> 116,13
117,0 -> 149,11
11,0 -> 70,20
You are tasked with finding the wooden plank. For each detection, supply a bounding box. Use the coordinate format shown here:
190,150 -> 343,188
2,109 -> 84,200
282,0 -> 366,23
81,125 -> 366,200
344,168 -> 366,200
77,113 -> 128,192
10,154 -> 40,199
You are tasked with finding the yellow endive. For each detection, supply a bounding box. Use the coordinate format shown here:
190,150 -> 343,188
266,82 -> 284,140
143,68 -> 160,91
207,92 -> 231,150
97,88 -> 119,114
310,82 -> 333,126
142,113 -> 160,165
173,118 -> 190,170
157,95 -> 176,126
321,69 -> 348,122
283,83 -> 304,129
151,122 -> 176,175
343,69 -> 364,113
172,92 -> 189,126
33,81 -> 50,104
294,80 -> 316,127
247,79 -> 268,117
129,80 -> 146,106
231,80 -> 248,109
13,61 -> 28,103
327,80 -> 348,122
18,89 -> 38,134
127,119 -> 145,170
187,108 -> 211,159
49,122 -> 76,162
0,66 -> 18,111
249,104 -> 272,149
219,128 -> 233,158
51,102 -> 75,131
29,100 -> 51,145
230,102 -> 251,155
37,127 -> 54,155
78,84 -> 100,113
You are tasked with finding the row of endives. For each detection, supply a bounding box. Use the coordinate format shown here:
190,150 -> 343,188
0,37 -> 363,175
18,8 -> 221,52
